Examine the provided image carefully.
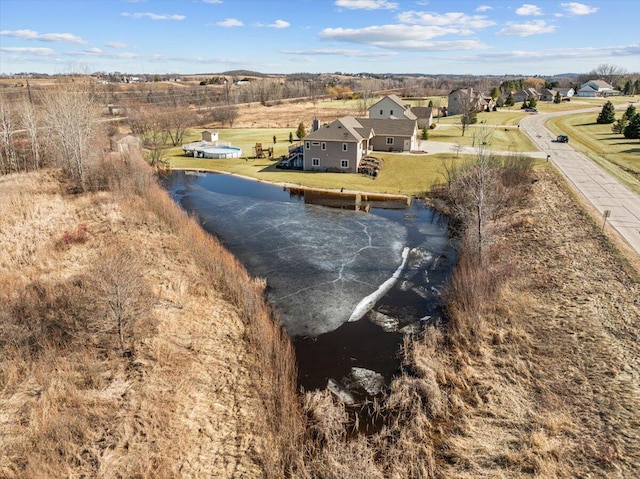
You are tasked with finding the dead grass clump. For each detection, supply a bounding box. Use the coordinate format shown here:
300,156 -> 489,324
54,222 -> 89,249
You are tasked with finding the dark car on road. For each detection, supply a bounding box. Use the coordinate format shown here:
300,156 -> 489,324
556,134 -> 569,143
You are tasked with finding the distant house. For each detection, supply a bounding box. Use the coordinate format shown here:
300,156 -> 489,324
539,88 -> 558,102
448,88 -> 495,115
558,87 -> 575,99
513,88 -> 542,103
368,95 -> 433,128
368,94 -> 417,120
411,107 -> 434,128
576,79 -> 619,97
302,116 -> 417,172
114,134 -> 142,153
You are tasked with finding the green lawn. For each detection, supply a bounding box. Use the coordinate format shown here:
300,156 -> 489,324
428,123 -> 538,153
171,153 -> 460,196
169,128 -> 299,160
545,111 -> 640,194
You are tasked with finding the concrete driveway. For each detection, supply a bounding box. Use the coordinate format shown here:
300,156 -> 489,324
519,109 -> 640,256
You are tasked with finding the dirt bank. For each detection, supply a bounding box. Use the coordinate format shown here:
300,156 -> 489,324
0,165 -> 297,478
435,169 -> 640,477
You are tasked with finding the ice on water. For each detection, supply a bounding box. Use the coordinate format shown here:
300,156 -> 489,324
183,186 -> 407,337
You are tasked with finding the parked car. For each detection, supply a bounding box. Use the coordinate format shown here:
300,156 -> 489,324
556,134 -> 569,143
524,107 -> 538,113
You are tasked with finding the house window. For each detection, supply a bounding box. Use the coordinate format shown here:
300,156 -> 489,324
342,143 -> 348,151
312,141 -> 320,146
312,158 -> 320,167
341,159 -> 349,168
386,137 -> 394,145
321,142 -> 326,150
390,109 -> 394,115
379,109 -> 383,115
305,141 -> 310,149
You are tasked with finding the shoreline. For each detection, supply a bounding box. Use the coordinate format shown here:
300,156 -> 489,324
169,166 -> 414,203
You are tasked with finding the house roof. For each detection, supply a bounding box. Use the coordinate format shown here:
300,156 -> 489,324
304,117 -> 416,142
410,106 -> 434,119
356,118 -> 417,137
304,117 -> 370,142
583,79 -> 614,90
370,94 -> 417,120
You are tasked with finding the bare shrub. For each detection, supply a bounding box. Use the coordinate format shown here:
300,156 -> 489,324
89,244 -> 152,355
54,223 -> 89,249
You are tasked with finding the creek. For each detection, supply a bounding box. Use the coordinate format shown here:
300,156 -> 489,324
165,171 -> 455,397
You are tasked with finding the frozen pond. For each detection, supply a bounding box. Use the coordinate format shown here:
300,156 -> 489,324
165,171 -> 455,392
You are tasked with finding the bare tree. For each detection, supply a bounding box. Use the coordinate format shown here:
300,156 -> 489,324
159,106 -> 193,146
205,105 -> 239,127
42,86 -> 101,191
18,99 -> 42,171
590,64 -> 627,86
127,105 -> 170,167
0,95 -> 18,174
444,146 -> 502,264
91,246 -> 151,355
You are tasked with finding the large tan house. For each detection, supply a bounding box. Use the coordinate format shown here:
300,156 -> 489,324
302,115 -> 417,173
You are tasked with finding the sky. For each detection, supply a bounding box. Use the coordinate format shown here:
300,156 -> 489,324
0,0 -> 638,76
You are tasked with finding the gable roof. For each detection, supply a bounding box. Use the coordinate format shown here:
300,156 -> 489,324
355,118 -> 417,137
410,106 -> 433,119
304,117 -> 416,142
304,116 -> 371,142
369,94 -> 417,120
583,79 -> 614,90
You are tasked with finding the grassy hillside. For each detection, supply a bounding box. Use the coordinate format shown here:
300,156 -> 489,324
0,158 -> 299,478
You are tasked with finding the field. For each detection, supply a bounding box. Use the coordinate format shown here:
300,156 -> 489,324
545,110 -> 640,193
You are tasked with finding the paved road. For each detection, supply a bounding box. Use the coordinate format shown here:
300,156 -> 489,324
519,109 -> 640,256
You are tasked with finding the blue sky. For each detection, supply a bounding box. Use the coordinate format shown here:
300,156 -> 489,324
0,0 -> 638,76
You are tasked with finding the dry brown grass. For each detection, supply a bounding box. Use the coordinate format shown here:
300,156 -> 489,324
0,154 -> 301,477
294,164 -> 639,478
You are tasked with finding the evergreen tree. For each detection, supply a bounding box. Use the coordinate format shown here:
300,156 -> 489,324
421,125 -> 429,140
296,122 -> 306,140
624,104 -> 636,121
428,100 -> 434,107
496,97 -> 504,108
521,99 -> 529,109
490,86 -> 501,100
289,131 -> 293,143
623,114 -> 640,139
596,101 -> 616,124
554,92 -> 562,104
528,96 -> 538,108
612,116 -> 628,134
505,92 -> 514,107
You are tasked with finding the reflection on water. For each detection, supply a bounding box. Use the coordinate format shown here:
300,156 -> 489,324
164,171 -> 455,392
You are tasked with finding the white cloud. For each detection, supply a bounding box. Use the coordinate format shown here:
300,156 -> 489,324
0,46 -> 56,56
121,12 -> 185,20
106,41 -> 128,48
268,20 -> 290,29
0,29 -> 86,44
516,4 -> 543,16
335,0 -> 398,10
217,18 -> 243,27
560,2 -> 598,15
476,5 -> 492,12
281,48 -> 397,58
397,11 -> 495,29
478,44 -> 639,62
320,25 -> 487,50
496,20 -> 555,36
